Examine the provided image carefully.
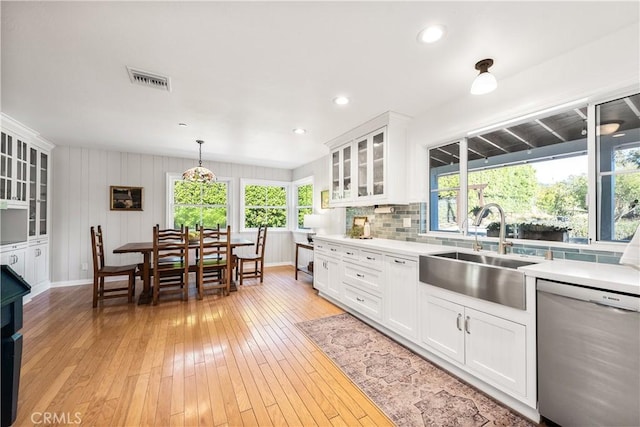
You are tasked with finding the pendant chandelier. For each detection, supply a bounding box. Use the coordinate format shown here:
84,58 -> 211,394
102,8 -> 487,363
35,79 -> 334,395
182,140 -> 216,183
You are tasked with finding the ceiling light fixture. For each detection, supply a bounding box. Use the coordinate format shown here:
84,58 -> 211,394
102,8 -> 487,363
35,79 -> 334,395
417,24 -> 446,44
596,120 -> 623,136
293,128 -> 307,135
470,58 -> 497,95
612,133 -> 626,138
182,140 -> 216,183
333,96 -> 350,105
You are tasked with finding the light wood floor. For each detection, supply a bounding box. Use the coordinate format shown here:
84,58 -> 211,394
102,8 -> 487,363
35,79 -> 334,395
16,266 -> 393,426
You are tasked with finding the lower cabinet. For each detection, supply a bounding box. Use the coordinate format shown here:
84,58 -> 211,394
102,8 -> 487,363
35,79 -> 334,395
342,284 -> 382,321
1,243 -> 27,278
420,292 -> 527,396
25,240 -> 48,287
383,255 -> 418,339
314,251 -> 341,299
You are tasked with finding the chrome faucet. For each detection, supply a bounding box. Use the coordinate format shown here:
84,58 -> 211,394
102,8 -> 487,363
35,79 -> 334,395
474,203 -> 513,255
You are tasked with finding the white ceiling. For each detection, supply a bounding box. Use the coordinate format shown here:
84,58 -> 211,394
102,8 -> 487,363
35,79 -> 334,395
1,1 -> 638,169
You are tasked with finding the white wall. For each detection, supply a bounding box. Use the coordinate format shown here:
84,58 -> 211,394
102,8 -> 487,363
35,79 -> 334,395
292,154 -> 346,236
51,146 -> 293,284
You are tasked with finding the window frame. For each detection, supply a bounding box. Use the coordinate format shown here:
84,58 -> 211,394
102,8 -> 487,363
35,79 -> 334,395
423,88 -> 638,250
239,178 -> 291,232
293,176 -> 314,232
166,173 -> 231,229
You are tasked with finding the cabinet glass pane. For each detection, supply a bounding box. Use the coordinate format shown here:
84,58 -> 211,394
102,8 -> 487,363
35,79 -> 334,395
332,151 -> 340,199
343,145 -> 351,198
373,131 -> 384,195
29,148 -> 37,236
357,138 -> 368,197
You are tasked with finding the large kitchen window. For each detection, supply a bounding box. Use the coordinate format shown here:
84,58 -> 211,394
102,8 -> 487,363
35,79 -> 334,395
597,94 -> 640,241
241,179 -> 289,230
428,92 -> 640,244
294,178 -> 313,230
167,174 -> 230,229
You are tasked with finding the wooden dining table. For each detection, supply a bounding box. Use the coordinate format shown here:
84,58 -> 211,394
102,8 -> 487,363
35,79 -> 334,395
113,237 -> 255,304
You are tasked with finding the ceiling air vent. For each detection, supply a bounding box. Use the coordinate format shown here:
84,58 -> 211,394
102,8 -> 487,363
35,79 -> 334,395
126,67 -> 171,91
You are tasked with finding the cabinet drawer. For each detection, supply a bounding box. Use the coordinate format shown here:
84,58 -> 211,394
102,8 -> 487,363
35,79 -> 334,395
359,249 -> 383,270
327,244 -> 342,256
343,285 -> 382,321
342,246 -> 359,261
343,263 -> 382,295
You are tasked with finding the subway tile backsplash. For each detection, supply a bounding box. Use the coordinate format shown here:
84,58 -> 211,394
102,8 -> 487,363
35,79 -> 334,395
346,203 -> 622,265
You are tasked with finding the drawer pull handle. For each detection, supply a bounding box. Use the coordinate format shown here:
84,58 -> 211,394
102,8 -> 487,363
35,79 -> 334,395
346,251 -> 354,255
366,256 -> 375,260
394,259 -> 406,264
356,297 -> 365,302
465,316 -> 471,334
456,313 -> 462,331
356,273 -> 364,278
330,248 -> 337,252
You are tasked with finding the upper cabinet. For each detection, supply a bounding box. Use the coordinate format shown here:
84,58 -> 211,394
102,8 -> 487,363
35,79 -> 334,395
1,131 -> 29,208
28,140 -> 52,239
327,111 -> 410,207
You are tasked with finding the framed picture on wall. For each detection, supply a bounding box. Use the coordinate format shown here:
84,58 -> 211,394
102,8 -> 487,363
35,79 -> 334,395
110,186 -> 143,211
321,189 -> 330,209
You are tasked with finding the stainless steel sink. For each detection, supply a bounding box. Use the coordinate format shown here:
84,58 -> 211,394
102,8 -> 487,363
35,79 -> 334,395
419,251 -> 540,310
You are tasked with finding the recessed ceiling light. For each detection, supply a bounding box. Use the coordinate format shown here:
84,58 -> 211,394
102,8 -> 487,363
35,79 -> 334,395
417,24 -> 446,44
293,128 -> 307,135
178,123 -> 187,127
612,133 -> 626,138
333,96 -> 350,105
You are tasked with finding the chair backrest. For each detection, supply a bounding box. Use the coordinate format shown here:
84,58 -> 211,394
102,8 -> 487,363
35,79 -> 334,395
153,225 -> 189,271
90,225 -> 106,271
155,224 -> 185,242
198,225 -> 232,268
255,225 -> 267,258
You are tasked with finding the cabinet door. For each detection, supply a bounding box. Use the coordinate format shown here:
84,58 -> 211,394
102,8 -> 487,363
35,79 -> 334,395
325,257 -> 341,299
420,293 -> 465,364
371,129 -> 385,196
0,132 -> 29,207
38,151 -> 48,237
341,144 -> 352,201
384,256 -> 418,339
1,248 -> 26,278
464,307 -> 526,396
314,254 -> 329,292
356,136 -> 369,197
330,149 -> 342,201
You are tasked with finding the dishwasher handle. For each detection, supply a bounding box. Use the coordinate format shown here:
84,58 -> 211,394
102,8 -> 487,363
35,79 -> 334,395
537,279 -> 640,313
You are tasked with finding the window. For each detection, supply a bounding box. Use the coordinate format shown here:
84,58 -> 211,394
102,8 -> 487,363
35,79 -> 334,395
241,179 -> 289,230
597,94 -> 640,241
429,105 -> 591,243
294,178 -> 313,230
167,174 -> 229,229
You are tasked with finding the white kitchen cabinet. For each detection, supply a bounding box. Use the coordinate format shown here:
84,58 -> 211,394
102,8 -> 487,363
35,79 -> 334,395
326,111 -> 410,207
420,292 -> 527,396
28,142 -> 51,239
342,283 -> 383,321
313,242 -> 342,299
355,128 -> 386,202
0,131 -> 29,208
1,242 -> 27,278
25,240 -> 48,287
330,143 -> 353,203
384,255 -> 418,339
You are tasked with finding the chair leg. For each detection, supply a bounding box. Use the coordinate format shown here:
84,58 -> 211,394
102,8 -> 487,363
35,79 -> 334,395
153,278 -> 159,305
128,273 -> 134,303
260,261 -> 264,283
93,276 -> 99,308
239,261 -> 244,286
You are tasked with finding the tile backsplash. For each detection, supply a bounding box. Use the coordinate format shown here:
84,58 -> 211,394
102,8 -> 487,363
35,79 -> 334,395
346,203 -> 623,265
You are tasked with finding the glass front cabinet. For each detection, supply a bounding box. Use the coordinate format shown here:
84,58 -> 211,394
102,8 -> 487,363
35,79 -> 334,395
327,111 -> 409,207
28,146 -> 49,239
1,131 -> 29,208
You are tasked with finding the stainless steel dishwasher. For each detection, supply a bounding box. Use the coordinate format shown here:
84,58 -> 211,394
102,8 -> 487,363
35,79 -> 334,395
537,279 -> 640,427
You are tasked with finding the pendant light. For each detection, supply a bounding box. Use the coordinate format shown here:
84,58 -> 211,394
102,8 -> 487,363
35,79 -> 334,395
182,140 -> 216,183
470,58 -> 497,95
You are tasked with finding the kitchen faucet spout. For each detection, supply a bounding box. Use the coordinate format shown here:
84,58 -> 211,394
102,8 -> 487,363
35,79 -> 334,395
475,203 -> 512,255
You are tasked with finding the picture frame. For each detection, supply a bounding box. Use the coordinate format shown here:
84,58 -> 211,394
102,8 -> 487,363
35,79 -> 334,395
352,216 -> 368,227
110,186 -> 143,211
321,189 -> 330,209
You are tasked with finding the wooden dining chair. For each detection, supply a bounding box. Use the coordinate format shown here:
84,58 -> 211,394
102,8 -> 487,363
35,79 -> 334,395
236,225 -> 267,286
195,225 -> 232,298
152,225 -> 190,305
90,225 -> 138,307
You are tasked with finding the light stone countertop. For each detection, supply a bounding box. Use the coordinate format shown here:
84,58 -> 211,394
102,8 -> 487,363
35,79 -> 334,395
314,235 -> 640,296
